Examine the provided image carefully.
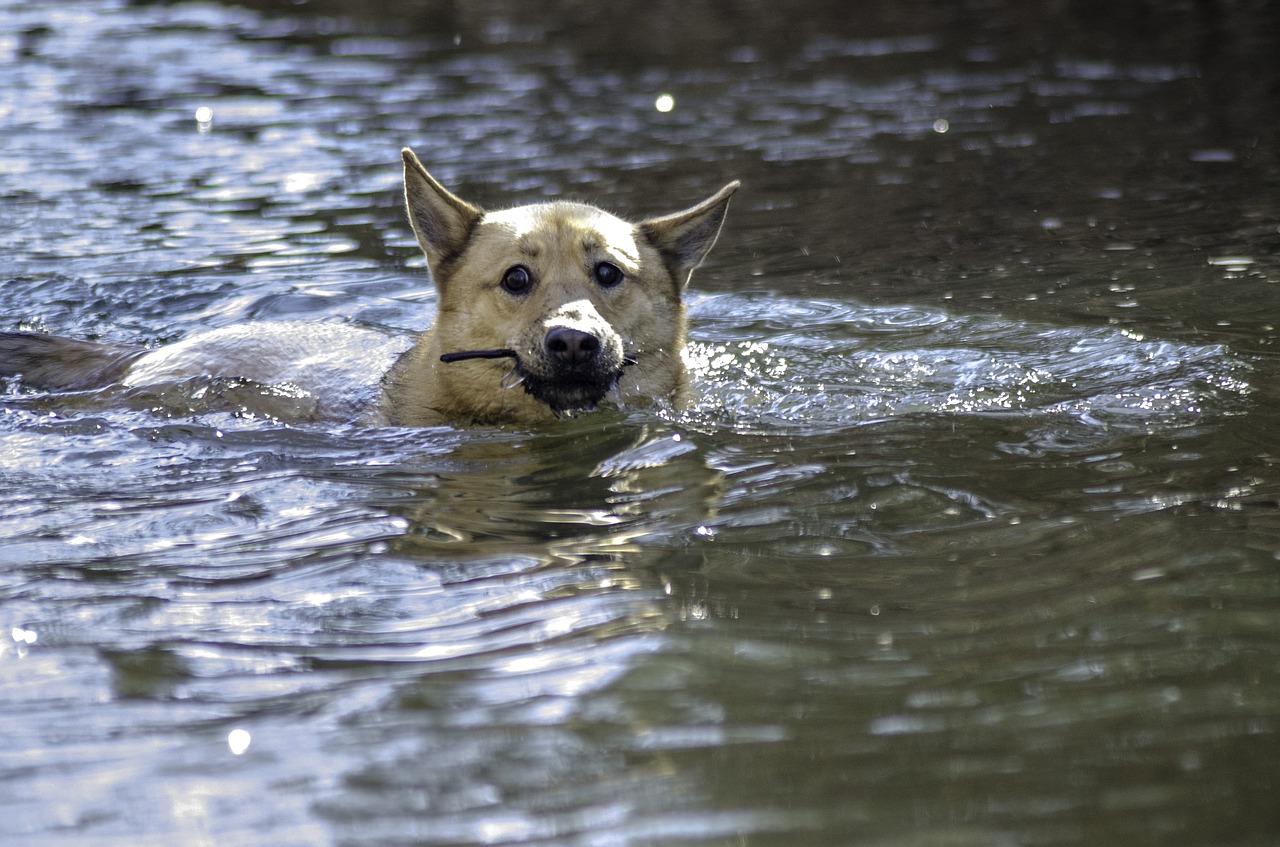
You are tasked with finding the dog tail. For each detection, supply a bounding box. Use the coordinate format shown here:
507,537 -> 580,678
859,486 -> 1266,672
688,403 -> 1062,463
0,331 -> 146,392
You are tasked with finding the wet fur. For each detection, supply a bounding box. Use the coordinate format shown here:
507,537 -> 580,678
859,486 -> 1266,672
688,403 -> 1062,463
0,332 -> 144,391
0,149 -> 739,426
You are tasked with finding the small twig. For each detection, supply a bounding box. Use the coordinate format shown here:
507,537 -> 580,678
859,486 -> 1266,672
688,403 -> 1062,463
439,349 -> 519,364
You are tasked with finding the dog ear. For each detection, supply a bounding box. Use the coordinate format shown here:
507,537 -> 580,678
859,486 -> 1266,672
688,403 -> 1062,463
639,180 -> 740,289
402,148 -> 484,274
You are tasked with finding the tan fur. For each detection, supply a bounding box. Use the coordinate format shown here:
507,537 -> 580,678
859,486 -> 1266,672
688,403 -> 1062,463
381,148 -> 738,425
0,149 -> 739,427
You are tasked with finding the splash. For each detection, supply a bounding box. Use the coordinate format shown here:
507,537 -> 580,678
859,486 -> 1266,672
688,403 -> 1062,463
679,293 -> 1249,434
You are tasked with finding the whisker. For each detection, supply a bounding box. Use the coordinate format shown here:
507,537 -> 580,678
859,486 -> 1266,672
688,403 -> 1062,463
500,368 -> 525,391
439,348 -> 519,364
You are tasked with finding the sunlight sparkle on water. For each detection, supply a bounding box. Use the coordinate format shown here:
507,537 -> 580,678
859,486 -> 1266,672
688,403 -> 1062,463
227,728 -> 251,756
1208,256 -> 1254,276
478,817 -> 537,843
282,171 -> 324,193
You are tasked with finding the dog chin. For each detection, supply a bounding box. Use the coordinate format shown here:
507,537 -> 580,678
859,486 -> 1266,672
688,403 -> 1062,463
517,365 -> 623,414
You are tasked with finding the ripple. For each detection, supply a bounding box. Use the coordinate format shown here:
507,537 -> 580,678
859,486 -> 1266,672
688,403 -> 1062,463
2,3 -> 1275,847
683,293 -> 1249,434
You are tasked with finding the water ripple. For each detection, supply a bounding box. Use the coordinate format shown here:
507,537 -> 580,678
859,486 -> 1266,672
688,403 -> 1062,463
2,2 -> 1276,846
684,293 -> 1248,434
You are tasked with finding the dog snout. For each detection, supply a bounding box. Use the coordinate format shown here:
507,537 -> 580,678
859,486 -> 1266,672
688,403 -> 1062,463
544,326 -> 600,366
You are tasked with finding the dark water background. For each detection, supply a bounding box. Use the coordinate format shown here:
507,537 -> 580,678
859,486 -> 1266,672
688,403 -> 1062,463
2,1 -> 1279,844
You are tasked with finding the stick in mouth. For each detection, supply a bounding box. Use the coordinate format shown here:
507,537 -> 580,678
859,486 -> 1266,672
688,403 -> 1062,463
440,349 -> 638,367
438,347 -> 640,413
439,349 -> 519,364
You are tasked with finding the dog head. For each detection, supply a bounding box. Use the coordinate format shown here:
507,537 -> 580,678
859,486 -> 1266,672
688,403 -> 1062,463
401,147 -> 738,422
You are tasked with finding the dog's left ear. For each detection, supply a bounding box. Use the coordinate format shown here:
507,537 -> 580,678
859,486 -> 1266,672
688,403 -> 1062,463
402,147 -> 484,275
640,180 -> 740,289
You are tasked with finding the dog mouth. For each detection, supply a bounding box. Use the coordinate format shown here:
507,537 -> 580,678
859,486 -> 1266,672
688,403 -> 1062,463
439,348 -> 636,414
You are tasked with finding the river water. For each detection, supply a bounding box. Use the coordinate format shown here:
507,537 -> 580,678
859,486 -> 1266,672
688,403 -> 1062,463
2,1 -> 1279,845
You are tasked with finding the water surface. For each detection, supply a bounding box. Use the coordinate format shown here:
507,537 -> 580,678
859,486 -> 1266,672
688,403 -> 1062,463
2,1 -> 1279,845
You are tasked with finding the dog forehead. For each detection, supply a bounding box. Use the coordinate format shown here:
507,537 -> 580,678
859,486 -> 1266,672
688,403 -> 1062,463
481,202 -> 640,262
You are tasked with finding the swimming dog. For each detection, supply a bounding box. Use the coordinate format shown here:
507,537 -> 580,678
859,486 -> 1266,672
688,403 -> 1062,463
0,149 -> 739,426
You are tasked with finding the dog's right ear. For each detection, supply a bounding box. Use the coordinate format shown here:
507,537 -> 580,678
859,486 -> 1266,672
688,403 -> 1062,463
402,148 -> 484,273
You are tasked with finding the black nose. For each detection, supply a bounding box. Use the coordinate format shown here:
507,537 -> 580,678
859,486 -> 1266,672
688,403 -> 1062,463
544,326 -> 600,366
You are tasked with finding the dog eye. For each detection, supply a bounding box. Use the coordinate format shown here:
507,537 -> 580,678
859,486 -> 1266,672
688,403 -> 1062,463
593,261 -> 624,288
501,265 -> 532,294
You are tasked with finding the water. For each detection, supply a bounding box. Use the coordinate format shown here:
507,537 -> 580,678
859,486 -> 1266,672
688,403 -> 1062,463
3,1 -> 1280,845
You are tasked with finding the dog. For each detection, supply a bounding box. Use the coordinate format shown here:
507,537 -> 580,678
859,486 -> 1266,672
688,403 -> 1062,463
0,149 -> 739,426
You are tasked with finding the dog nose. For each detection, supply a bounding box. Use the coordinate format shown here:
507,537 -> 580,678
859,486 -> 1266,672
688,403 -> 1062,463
545,326 -> 600,366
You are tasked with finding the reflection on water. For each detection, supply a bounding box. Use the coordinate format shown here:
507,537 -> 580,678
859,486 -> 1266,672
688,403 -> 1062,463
3,0 -> 1280,846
